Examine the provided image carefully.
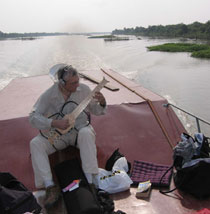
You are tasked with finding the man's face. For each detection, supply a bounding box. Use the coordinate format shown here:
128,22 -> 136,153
64,75 -> 79,93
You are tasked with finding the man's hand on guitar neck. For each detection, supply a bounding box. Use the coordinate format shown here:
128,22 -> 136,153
94,91 -> 106,107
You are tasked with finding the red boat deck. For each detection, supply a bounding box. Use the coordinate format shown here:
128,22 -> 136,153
0,68 -> 208,214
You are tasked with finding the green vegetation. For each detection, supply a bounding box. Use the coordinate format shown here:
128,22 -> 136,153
147,43 -> 209,52
88,35 -> 115,39
112,21 -> 210,40
88,34 -> 129,41
147,43 -> 210,59
191,49 -> 210,58
104,37 -> 129,41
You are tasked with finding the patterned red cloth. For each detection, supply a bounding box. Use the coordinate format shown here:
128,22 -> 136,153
130,160 -> 172,187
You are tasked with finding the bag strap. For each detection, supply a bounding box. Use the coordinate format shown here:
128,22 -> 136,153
159,165 -> 177,194
159,164 -> 190,195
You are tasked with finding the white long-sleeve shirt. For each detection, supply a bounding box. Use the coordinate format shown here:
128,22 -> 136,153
29,82 -> 106,131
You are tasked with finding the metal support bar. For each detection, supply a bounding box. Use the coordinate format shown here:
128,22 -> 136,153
163,103 -> 210,133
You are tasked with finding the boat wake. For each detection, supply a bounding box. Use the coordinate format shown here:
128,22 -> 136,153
164,94 -> 196,135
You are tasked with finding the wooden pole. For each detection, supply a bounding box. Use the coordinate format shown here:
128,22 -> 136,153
101,68 -> 174,149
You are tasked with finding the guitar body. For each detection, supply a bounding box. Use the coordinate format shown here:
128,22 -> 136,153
40,101 -> 90,144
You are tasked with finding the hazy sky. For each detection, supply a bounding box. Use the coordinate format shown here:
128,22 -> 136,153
1,0 -> 210,33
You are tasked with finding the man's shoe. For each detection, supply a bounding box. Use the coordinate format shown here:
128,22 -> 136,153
44,185 -> 61,209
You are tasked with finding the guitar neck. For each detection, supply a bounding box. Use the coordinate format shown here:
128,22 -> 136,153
70,77 -> 108,119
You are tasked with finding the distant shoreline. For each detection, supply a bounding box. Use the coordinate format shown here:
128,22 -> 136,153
112,21 -> 210,41
0,32 -> 70,39
0,31 -> 111,39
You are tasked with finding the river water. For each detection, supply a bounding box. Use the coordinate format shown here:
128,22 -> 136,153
0,35 -> 210,135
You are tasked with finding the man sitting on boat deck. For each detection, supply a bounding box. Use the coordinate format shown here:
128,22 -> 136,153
29,64 -> 106,209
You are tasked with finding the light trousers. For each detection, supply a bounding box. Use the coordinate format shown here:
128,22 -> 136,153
30,125 -> 98,188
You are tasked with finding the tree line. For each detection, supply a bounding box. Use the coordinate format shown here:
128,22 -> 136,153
0,31 -> 69,39
112,21 -> 210,40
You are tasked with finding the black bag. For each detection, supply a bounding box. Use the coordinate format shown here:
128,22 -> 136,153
174,160 -> 210,198
160,133 -> 210,199
0,172 -> 42,214
105,148 -> 131,174
54,158 -> 102,214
